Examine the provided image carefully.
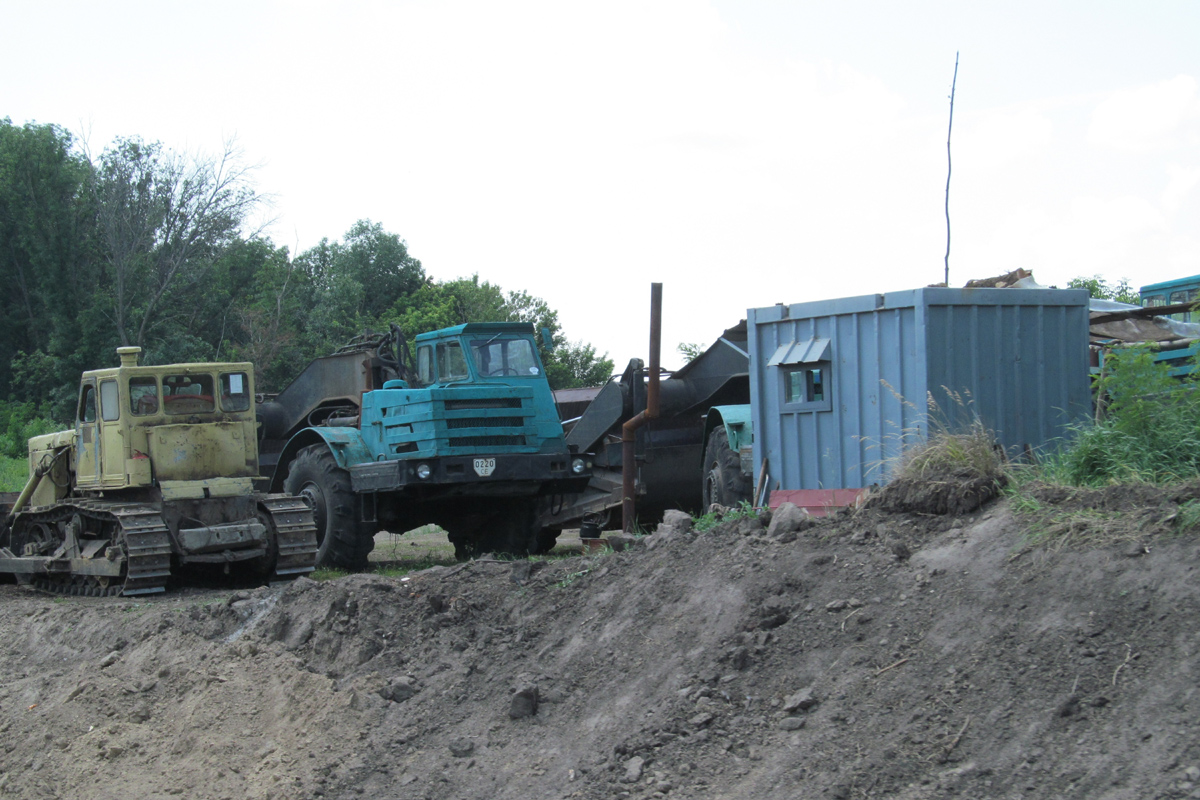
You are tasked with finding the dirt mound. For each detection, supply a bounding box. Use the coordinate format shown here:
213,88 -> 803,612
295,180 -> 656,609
865,472 -> 1005,516
0,493 -> 1199,799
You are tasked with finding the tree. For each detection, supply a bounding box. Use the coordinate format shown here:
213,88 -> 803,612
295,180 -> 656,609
93,137 -> 261,350
1068,275 -> 1140,304
294,220 -> 427,356
545,340 -> 614,389
0,118 -> 101,413
677,342 -> 705,363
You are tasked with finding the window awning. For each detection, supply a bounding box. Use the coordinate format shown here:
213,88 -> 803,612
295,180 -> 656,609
767,337 -> 831,366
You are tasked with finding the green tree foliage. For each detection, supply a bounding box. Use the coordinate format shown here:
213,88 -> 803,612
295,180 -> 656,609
1067,275 -> 1140,304
0,119 -> 101,416
293,220 -> 427,359
0,120 -> 610,410
94,137 -> 261,352
677,342 -> 705,363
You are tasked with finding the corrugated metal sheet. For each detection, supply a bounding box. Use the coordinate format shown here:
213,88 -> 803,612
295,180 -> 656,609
748,288 -> 1091,491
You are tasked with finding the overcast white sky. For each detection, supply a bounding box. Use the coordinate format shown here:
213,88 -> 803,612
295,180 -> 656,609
5,1 -> 1198,369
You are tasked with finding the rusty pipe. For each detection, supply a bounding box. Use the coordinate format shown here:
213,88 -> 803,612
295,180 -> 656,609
622,283 -> 663,533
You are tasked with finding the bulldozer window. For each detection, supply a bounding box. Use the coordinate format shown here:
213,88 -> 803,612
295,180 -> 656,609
79,384 -> 97,423
130,377 -> 159,415
470,338 -> 540,377
100,380 -> 121,422
163,374 -> 215,414
437,342 -> 469,382
220,372 -> 251,412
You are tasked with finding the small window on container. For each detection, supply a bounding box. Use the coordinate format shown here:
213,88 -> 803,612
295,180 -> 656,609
162,374 -> 215,414
783,364 -> 832,411
769,337 -> 833,413
220,372 -> 251,412
130,377 -> 159,415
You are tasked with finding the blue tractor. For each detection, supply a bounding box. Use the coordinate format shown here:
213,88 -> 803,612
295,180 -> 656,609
265,323 -> 591,568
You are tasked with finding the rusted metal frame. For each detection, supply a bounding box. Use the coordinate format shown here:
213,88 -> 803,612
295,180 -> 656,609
622,283 -> 662,533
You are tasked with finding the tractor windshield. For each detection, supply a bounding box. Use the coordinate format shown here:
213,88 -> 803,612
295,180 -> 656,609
469,337 -> 540,378
162,374 -> 215,414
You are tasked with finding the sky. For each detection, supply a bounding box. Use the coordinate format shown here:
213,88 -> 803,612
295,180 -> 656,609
4,0 -> 1198,370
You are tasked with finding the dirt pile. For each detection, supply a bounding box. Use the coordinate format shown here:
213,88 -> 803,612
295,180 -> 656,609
0,493 -> 1199,799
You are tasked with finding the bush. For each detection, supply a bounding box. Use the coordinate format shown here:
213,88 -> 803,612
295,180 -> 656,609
0,402 -> 64,459
1042,347 -> 1200,486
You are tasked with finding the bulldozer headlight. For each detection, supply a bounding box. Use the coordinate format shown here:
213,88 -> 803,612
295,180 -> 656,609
571,457 -> 587,475
416,463 -> 432,480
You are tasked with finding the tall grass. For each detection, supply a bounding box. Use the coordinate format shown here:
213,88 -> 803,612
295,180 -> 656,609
0,456 -> 28,492
1041,347 -> 1200,486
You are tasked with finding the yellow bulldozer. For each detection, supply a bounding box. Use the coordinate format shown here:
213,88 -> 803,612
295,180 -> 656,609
0,347 -> 317,596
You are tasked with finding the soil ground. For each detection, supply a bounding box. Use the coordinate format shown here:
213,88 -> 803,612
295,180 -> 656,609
1,487 -> 1199,800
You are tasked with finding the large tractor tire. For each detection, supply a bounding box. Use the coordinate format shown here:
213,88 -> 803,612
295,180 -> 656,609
284,444 -> 373,570
532,528 -> 559,555
702,427 -> 752,511
447,499 -> 540,561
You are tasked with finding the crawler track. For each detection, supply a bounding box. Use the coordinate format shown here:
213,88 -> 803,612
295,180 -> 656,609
259,493 -> 319,580
10,495 -> 316,597
16,500 -> 172,596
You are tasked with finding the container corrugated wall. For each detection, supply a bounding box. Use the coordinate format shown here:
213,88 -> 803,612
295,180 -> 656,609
749,288 -> 1091,491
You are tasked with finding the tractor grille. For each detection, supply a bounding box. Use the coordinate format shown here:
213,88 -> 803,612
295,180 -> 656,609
450,435 -> 527,448
445,398 -> 523,410
447,416 -> 524,429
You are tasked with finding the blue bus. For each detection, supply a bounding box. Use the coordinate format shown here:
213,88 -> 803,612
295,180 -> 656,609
1140,274 -> 1200,322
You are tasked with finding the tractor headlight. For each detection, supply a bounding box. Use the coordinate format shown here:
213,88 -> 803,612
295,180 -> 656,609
571,457 -> 587,475
416,463 -> 432,480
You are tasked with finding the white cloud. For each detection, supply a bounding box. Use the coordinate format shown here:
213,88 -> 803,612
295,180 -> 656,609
1163,163 -> 1200,216
957,106 -> 1055,170
1087,74 -> 1200,152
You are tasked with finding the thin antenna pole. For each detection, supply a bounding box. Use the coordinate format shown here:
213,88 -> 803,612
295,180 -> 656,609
944,52 -> 959,287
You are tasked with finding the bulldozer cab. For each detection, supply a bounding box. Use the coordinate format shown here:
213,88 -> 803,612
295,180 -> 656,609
73,347 -> 260,493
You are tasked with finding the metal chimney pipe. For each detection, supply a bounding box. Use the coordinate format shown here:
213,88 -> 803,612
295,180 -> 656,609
622,283 -> 662,533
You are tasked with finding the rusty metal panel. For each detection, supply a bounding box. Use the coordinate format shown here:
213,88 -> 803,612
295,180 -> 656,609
149,422 -> 257,481
749,288 -> 1091,492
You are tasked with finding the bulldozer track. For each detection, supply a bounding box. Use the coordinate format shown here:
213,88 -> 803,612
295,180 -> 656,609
260,494 -> 318,580
17,500 -> 173,597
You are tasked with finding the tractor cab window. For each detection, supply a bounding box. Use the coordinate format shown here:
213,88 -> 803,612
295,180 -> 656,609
100,380 -> 121,422
470,337 -> 540,377
130,377 -> 159,415
79,384 -> 97,424
417,345 -> 434,385
162,374 -> 215,414
436,342 -> 469,382
220,372 -> 251,412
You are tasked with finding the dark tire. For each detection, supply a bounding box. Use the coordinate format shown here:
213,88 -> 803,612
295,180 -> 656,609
284,444 -> 373,570
489,500 -> 540,557
532,528 -> 559,555
702,427 -> 752,511
448,500 -> 539,560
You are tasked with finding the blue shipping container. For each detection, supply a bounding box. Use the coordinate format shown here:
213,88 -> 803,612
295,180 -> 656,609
747,287 -> 1092,491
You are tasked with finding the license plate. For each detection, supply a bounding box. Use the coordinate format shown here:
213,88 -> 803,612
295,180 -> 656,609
473,458 -> 496,477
